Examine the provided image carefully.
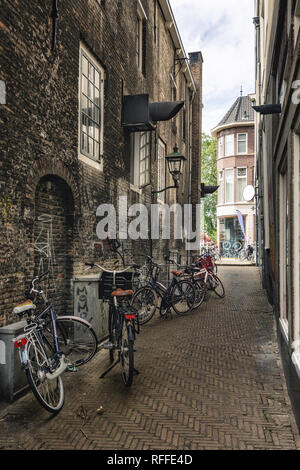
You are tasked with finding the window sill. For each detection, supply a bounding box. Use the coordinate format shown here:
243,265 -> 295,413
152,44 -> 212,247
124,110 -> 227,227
79,153 -> 103,171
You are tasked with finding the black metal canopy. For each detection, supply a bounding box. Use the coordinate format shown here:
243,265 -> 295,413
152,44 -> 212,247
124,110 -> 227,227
252,104 -> 282,115
122,94 -> 184,132
201,184 -> 219,198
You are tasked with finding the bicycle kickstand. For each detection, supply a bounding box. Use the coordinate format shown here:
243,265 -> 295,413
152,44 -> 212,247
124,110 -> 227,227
100,359 -> 120,379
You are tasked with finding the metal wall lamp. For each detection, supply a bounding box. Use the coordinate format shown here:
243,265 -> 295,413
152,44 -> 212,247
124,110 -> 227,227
152,146 -> 186,195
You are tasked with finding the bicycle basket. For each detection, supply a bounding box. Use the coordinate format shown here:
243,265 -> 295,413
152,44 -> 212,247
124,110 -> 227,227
98,271 -> 135,300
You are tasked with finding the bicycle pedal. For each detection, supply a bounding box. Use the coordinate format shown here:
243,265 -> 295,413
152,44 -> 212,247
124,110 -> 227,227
102,341 -> 114,350
66,364 -> 78,372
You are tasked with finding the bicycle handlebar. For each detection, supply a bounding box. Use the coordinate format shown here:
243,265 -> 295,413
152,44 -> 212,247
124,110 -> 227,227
85,262 -> 140,274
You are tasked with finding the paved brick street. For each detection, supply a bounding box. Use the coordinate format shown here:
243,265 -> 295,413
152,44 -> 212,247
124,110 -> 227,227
0,266 -> 299,450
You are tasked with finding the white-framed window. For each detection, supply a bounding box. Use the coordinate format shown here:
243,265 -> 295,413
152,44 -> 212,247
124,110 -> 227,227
237,167 -> 247,201
225,134 -> 234,156
225,168 -> 234,203
218,137 -> 224,158
218,170 -> 224,204
130,131 -> 151,188
237,133 -> 248,154
79,44 -> 104,163
157,138 -> 166,203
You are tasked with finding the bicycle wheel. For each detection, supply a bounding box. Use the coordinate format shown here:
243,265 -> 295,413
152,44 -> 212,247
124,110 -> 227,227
209,274 -> 225,298
171,279 -> 195,315
120,319 -> 134,386
26,336 -> 64,414
55,316 -> 98,367
130,287 -> 157,325
192,279 -> 206,309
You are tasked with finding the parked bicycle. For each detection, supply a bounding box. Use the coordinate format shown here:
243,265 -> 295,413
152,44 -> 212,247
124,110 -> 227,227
165,258 -> 207,310
85,262 -> 140,387
194,259 -> 225,298
13,272 -> 98,414
238,244 -> 255,262
131,256 -> 196,325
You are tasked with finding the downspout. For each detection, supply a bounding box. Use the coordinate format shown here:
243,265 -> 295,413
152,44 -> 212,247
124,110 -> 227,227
253,11 -> 261,266
187,89 -> 195,265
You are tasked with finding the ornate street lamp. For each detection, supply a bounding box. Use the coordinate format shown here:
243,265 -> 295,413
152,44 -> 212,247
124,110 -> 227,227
152,146 -> 186,195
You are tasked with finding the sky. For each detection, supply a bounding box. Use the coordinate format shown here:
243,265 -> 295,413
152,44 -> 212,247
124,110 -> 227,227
169,0 -> 255,135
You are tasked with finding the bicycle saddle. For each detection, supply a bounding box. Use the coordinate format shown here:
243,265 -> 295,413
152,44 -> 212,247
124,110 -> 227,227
111,288 -> 134,297
171,270 -> 183,276
13,300 -> 36,315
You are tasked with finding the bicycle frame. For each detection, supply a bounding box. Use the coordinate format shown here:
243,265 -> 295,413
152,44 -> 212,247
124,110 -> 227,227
14,302 -> 65,374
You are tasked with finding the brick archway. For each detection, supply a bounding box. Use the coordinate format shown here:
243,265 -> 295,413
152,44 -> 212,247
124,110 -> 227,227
24,157 -> 81,214
34,174 -> 76,315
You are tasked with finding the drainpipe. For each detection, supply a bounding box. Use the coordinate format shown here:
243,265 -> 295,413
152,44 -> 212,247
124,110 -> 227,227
187,89 -> 195,265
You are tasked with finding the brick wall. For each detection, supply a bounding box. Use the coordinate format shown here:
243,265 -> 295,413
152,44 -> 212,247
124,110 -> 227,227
0,0 -> 202,325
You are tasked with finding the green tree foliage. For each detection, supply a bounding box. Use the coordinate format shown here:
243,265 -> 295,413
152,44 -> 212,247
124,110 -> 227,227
201,134 -> 217,242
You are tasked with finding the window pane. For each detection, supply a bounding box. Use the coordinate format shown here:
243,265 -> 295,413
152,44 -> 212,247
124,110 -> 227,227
94,86 -> 100,101
218,137 -> 224,157
88,119 -> 94,137
88,63 -> 94,81
238,168 -> 247,177
88,137 -> 93,155
225,169 -> 234,202
94,105 -> 100,124
95,70 -> 100,89
82,76 -> 88,95
225,135 -> 234,156
94,142 -> 99,160
82,133 -> 88,152
82,114 -> 88,134
238,134 -> 247,153
82,56 -> 88,76
82,95 -> 88,114
237,168 -> 247,201
94,125 -> 99,142
88,81 -> 93,99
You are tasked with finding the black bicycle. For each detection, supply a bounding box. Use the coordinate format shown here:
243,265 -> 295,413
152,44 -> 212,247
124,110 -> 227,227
85,262 -> 140,387
131,256 -> 196,324
13,272 -> 98,413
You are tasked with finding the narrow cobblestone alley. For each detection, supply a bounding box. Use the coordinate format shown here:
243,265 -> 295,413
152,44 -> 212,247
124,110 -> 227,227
0,266 -> 299,451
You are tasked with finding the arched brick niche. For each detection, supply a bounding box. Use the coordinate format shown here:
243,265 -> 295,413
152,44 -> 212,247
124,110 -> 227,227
34,174 -> 75,316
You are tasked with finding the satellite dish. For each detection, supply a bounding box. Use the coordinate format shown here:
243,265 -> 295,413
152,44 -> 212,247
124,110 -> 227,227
243,185 -> 255,202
